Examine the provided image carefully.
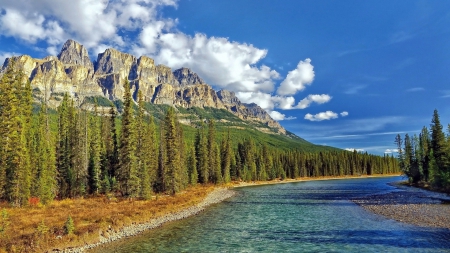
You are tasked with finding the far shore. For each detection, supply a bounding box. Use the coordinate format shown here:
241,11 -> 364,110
353,181 -> 450,229
232,173 -> 402,188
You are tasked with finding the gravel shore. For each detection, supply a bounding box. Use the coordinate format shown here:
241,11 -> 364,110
353,182 -> 450,229
55,188 -> 236,253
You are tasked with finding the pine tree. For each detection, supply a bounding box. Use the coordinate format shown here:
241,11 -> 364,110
220,131 -> 232,184
207,119 -> 216,183
145,115 -> 158,191
156,120 -> 166,192
117,80 -> 139,197
419,127 -> 431,182
195,124 -> 208,184
187,145 -> 198,185
35,104 -> 57,204
137,91 -> 152,199
57,94 -> 73,198
430,109 -> 449,187
88,103 -> 101,194
107,106 -> 119,190
164,107 -> 181,194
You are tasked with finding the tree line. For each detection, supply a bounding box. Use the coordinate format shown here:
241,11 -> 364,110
0,64 -> 400,206
395,109 -> 450,191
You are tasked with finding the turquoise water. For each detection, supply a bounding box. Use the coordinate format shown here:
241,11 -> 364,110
93,177 -> 450,252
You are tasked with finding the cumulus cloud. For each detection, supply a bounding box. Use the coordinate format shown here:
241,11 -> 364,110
0,0 -> 177,50
340,111 -> 349,117
297,94 -> 332,109
277,58 -> 315,96
384,149 -> 399,154
269,111 -> 296,121
304,111 -> 339,121
345,148 -> 365,152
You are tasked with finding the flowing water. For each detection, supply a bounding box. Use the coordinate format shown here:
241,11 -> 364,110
92,176 -> 450,252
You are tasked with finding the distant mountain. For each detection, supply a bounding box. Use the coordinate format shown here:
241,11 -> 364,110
1,39 -> 286,135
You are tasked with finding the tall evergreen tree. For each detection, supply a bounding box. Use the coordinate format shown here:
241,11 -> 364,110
220,131 -> 232,184
430,109 -> 449,186
117,80 -> 139,197
164,107 -> 181,194
136,91 -> 152,199
195,123 -> 208,184
34,104 -> 57,203
187,145 -> 198,185
88,104 -> 101,194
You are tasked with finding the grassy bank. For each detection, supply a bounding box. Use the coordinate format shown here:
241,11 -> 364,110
0,186 -> 214,253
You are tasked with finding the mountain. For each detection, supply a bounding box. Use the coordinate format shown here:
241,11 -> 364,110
1,39 -> 286,135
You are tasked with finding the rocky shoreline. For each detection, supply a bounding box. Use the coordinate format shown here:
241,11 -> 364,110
353,182 -> 450,229
54,188 -> 236,253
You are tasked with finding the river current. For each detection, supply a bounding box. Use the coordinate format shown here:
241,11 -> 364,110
92,176 -> 450,252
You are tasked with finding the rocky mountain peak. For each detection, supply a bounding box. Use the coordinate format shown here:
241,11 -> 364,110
173,67 -> 205,86
57,39 -> 93,71
217,89 -> 241,105
156,64 -> 179,86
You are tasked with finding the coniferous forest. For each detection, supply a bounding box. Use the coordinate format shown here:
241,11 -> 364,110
0,62 -> 400,207
395,109 -> 450,191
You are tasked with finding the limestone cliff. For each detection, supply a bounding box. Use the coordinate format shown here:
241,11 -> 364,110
1,39 -> 285,134
173,67 -> 205,86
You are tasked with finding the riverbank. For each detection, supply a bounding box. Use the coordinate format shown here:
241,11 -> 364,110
232,174 -> 400,188
0,186 -> 234,253
56,188 -> 236,253
353,181 -> 450,229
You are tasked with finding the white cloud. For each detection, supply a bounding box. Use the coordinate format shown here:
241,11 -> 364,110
150,33 -> 280,93
297,94 -> 332,109
345,148 -> 365,152
340,111 -> 349,117
0,0 -> 177,50
269,111 -> 296,121
384,149 -> 399,154
277,58 -> 315,96
304,111 -> 339,121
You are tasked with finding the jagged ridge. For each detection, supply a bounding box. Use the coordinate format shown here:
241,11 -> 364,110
0,40 -> 285,134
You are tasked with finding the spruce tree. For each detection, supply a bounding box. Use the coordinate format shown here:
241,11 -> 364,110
187,145 -> 198,185
137,91 -> 152,199
207,119 -> 216,183
430,109 -> 449,187
88,104 -> 101,194
220,131 -> 232,184
164,107 -> 181,194
117,80 -> 139,197
35,104 -> 57,204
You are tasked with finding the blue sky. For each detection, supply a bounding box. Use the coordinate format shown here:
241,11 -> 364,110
0,0 -> 449,154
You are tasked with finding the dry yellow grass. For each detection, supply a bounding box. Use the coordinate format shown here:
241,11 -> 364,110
0,185 -> 214,253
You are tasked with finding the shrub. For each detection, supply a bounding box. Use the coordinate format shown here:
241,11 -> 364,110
0,209 -> 9,236
64,215 -> 75,235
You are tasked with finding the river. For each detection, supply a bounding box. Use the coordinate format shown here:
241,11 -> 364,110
92,176 -> 450,252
